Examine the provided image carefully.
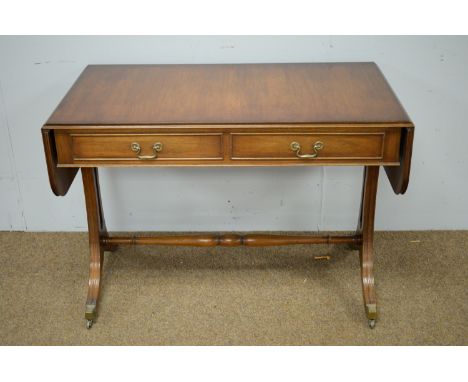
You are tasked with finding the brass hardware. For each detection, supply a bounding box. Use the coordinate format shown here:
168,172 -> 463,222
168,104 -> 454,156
314,255 -> 331,261
290,141 -> 324,158
85,304 -> 96,320
365,303 -> 377,320
131,142 -> 163,159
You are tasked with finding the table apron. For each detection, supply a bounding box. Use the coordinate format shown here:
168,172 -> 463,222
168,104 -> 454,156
52,127 -> 402,167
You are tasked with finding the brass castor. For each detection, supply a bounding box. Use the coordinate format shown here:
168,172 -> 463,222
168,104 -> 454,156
86,319 -> 93,329
368,319 -> 376,329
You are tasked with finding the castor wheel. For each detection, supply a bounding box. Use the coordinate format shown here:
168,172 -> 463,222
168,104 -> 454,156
368,319 -> 376,329
86,319 -> 93,329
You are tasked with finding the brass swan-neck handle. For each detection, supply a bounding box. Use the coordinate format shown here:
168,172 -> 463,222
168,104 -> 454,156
131,142 -> 163,160
290,141 -> 324,158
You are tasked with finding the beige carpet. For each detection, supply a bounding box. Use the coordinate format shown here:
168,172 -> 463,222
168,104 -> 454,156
0,231 -> 466,345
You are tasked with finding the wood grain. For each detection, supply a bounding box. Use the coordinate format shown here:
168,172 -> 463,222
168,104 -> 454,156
357,166 -> 380,322
231,132 -> 385,160
82,168 -> 106,323
102,234 -> 362,247
41,63 -> 415,327
52,126 -> 401,167
45,63 -> 413,126
41,129 -> 78,196
384,127 -> 414,194
70,133 -> 223,161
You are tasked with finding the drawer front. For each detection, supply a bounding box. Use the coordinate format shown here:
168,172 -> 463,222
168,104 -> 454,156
53,127 -> 400,166
57,133 -> 223,163
231,133 -> 386,161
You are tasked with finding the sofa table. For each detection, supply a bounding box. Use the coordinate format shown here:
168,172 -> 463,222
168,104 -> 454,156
42,63 -> 414,329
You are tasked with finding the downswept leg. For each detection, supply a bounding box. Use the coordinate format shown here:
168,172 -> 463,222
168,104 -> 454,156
95,169 -> 116,253
357,166 -> 379,328
82,168 -> 107,329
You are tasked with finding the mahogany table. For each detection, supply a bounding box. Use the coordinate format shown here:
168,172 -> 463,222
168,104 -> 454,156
42,63 -> 414,329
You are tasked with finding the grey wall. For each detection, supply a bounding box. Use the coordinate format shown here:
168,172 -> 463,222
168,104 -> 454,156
0,36 -> 467,232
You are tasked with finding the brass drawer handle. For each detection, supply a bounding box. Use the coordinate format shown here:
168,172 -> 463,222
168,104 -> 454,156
131,142 -> 163,159
290,141 -> 324,159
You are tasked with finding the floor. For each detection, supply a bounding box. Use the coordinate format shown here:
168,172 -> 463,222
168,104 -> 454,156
0,231 -> 466,345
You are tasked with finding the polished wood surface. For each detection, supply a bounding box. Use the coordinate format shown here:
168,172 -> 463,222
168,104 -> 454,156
46,63 -> 412,126
43,63 -> 414,194
384,127 -> 414,194
51,125 -> 401,167
63,133 -> 223,161
81,168 -> 115,325
231,132 -> 389,160
357,166 -> 380,324
102,234 -> 362,247
41,62 -> 415,328
41,129 -> 78,196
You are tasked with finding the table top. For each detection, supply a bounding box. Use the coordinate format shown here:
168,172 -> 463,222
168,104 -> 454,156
46,63 -> 412,126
